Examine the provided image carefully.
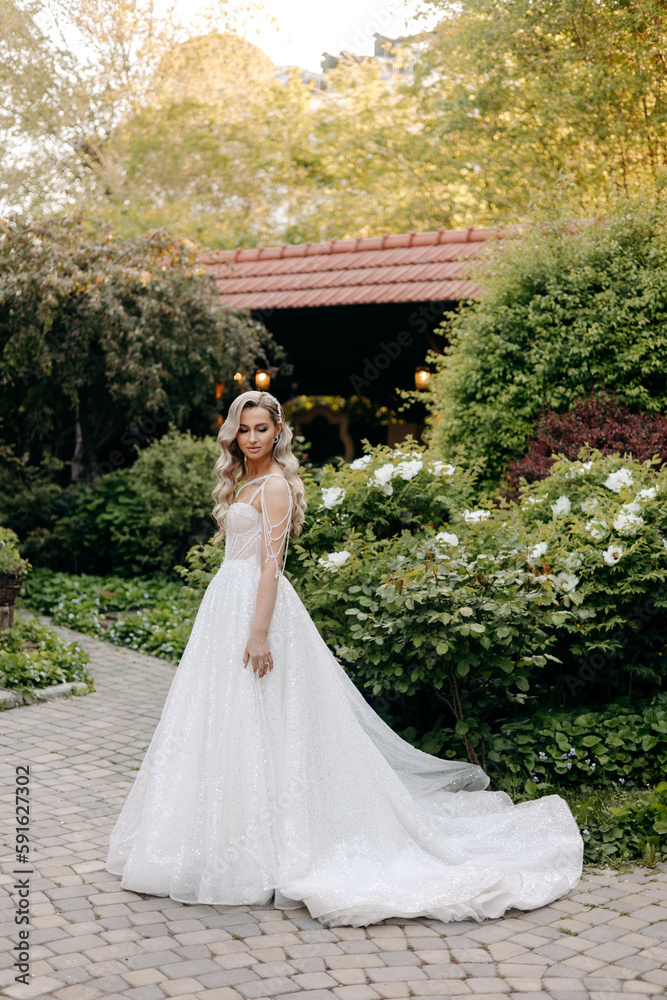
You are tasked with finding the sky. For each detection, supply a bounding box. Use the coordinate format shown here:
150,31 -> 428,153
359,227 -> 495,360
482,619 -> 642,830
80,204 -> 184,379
198,0 -> 427,75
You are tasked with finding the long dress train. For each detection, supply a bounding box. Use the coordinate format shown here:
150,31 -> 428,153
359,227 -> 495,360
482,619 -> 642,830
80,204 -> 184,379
106,472 -> 583,927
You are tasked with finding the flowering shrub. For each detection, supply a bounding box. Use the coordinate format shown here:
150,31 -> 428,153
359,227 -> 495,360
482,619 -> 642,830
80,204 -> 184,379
287,444 -> 667,760
295,439 -> 478,557
505,452 -> 667,703
505,393 -> 667,491
0,618 -> 92,696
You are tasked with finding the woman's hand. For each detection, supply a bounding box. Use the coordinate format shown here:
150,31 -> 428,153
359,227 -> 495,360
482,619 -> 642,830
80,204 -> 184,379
243,631 -> 273,678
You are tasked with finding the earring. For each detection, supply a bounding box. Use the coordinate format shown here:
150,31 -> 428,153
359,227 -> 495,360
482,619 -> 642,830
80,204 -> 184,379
273,436 -> 278,445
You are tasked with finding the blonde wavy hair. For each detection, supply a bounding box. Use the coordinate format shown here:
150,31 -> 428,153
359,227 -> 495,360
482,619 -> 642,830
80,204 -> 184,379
212,390 -> 306,543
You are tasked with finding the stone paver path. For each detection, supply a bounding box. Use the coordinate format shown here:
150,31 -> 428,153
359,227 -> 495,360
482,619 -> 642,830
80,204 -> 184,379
1,620 -> 667,1000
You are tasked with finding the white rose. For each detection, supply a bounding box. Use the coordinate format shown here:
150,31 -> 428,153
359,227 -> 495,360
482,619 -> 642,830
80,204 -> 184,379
585,519 -> 607,541
566,461 -> 593,479
604,467 -> 633,493
396,459 -> 423,481
372,463 -> 397,496
435,531 -> 459,547
613,511 -> 643,535
526,541 -> 548,564
321,486 -> 346,509
430,461 -> 455,476
350,455 -> 372,470
603,544 -> 623,566
551,495 -> 571,517
555,571 -> 579,593
318,550 -> 351,571
462,509 -> 491,522
636,487 -> 658,502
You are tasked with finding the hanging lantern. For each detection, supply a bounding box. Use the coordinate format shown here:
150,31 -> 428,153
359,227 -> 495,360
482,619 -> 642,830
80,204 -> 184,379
233,372 -> 245,388
254,369 -> 271,390
414,366 -> 430,390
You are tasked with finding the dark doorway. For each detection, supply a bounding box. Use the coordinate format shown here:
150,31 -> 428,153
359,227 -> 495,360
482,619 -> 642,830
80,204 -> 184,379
253,300 -> 457,406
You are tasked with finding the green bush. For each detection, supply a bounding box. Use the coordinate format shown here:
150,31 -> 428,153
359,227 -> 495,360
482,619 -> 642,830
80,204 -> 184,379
408,694 -> 667,793
427,204 -> 667,485
572,784 -> 667,863
21,568 -> 198,662
506,452 -> 667,703
0,618 -> 92,696
284,445 -> 666,752
0,447 -> 76,545
0,526 -> 29,575
32,428 -> 219,576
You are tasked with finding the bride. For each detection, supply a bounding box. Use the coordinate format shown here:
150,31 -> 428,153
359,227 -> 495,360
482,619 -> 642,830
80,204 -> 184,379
106,390 -> 583,927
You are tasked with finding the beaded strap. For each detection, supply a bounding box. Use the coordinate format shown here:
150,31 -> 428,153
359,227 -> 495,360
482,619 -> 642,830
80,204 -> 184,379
233,473 -> 292,578
259,475 -> 293,578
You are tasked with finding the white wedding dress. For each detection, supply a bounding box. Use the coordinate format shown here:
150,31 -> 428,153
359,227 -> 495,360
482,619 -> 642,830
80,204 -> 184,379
106,472 -> 583,927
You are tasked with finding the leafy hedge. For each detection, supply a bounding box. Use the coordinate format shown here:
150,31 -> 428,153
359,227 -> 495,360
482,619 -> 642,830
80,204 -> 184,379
504,392 -> 667,492
27,429 -> 219,576
0,618 -> 92,697
426,205 -> 667,485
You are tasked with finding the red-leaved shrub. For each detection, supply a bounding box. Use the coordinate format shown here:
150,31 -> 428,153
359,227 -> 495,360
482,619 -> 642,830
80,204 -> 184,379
504,393 -> 667,492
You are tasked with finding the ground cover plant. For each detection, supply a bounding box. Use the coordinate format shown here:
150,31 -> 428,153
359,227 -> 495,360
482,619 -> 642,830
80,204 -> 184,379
0,617 -> 92,698
21,569 -> 198,663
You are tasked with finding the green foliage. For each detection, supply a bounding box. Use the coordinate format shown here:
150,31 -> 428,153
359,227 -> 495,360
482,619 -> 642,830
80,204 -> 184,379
507,452 -> 667,702
0,617 -> 92,696
35,428 -> 220,575
21,568 -> 197,662
571,784 -> 667,863
0,446 -> 75,545
412,694 -> 667,793
427,206 -> 667,484
279,445 -> 667,753
0,526 -> 28,575
418,0 -> 667,215
0,218 -> 284,476
8,1 -> 667,240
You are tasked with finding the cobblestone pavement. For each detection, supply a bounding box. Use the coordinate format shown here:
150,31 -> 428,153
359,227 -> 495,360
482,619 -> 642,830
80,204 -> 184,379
1,621 -> 667,1000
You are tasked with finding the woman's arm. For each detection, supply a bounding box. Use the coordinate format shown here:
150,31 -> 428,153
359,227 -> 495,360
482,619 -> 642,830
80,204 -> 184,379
243,476 -> 292,678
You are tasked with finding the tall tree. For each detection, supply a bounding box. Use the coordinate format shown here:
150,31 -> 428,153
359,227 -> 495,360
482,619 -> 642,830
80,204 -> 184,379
414,0 -> 667,215
0,218 -> 285,477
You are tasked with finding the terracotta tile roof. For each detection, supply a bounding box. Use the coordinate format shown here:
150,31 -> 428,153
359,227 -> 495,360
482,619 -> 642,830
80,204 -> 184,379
200,227 -> 509,310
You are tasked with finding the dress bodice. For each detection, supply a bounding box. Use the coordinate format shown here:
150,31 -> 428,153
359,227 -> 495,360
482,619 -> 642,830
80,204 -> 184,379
224,473 -> 292,577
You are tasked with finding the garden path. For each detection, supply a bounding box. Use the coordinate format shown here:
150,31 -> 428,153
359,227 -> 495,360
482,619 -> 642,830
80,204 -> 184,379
1,624 -> 667,1000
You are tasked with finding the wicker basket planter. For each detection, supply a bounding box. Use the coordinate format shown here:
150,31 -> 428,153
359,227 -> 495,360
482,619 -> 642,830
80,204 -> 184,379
0,573 -> 24,606
0,564 -> 27,630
